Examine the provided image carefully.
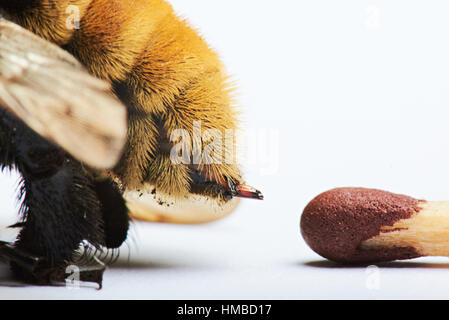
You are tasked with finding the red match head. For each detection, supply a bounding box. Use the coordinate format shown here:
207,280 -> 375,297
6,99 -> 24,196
300,188 -> 423,263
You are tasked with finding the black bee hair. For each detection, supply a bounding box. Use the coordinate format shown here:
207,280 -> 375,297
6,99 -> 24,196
0,109 -> 130,285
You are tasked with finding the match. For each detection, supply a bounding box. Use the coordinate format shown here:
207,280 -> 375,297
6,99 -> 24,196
300,187 -> 449,263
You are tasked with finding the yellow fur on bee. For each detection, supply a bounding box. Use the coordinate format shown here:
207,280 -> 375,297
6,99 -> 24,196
68,0 -> 171,82
6,0 -> 242,198
8,0 -> 91,45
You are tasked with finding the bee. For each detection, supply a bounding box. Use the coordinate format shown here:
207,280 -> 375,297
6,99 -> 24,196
0,0 -> 262,287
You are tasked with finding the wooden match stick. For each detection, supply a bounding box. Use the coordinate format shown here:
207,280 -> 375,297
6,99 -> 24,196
300,187 -> 449,263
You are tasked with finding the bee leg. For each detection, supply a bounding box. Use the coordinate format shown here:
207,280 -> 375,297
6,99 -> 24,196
189,168 -> 264,201
4,122 -> 105,286
0,241 -> 41,274
6,249 -> 107,288
93,178 -> 130,249
189,168 -> 234,201
0,240 -> 105,288
225,178 -> 264,200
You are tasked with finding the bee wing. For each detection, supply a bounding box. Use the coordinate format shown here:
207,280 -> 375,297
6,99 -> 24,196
0,18 -> 127,169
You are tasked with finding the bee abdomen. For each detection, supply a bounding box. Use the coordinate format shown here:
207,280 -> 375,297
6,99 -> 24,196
1,0 -> 92,45
4,0 -> 243,198
66,0 -> 171,82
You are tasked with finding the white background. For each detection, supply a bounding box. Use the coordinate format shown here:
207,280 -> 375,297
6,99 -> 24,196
2,0 -> 449,299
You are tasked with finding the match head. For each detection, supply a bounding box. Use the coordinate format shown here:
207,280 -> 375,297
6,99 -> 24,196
300,188 -> 423,263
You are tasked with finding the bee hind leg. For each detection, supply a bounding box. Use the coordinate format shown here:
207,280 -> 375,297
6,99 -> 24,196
93,178 -> 130,250
0,241 -> 41,275
188,168 -> 233,201
189,168 -> 264,201
3,121 -> 106,287
0,240 -> 105,288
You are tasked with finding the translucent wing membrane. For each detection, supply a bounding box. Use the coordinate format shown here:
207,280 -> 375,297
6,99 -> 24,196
0,18 -> 127,169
